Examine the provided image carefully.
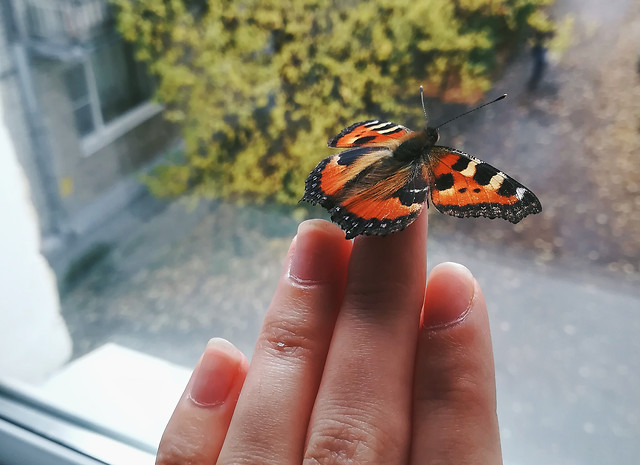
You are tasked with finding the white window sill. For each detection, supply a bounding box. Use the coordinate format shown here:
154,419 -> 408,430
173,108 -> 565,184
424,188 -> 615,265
0,343 -> 189,464
80,101 -> 163,157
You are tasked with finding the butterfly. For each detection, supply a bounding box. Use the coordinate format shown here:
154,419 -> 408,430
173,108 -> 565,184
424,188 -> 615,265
301,88 -> 542,239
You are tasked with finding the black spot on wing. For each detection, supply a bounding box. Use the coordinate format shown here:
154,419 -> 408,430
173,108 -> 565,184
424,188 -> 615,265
497,179 -> 517,197
521,190 -> 540,206
472,164 -> 496,185
393,172 -> 429,206
336,147 -> 380,166
434,173 -> 455,191
352,136 -> 376,146
451,157 -> 471,171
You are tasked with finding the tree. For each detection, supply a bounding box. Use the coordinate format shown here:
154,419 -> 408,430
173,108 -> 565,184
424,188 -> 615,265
114,0 -> 557,203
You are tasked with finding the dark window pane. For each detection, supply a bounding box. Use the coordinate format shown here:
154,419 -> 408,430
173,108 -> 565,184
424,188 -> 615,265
63,63 -> 94,136
91,39 -> 154,124
63,63 -> 89,103
74,103 -> 95,136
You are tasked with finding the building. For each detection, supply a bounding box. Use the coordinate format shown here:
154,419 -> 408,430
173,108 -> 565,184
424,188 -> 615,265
0,0 -> 178,277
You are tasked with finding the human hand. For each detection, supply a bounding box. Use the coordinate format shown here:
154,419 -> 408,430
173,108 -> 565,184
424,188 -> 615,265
156,213 -> 502,464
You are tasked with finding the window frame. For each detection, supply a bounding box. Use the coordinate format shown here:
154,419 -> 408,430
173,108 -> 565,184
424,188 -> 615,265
0,379 -> 156,465
63,37 -> 162,157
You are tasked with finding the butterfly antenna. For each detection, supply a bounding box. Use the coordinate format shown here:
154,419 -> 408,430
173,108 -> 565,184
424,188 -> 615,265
419,86 -> 428,124
434,94 -> 507,130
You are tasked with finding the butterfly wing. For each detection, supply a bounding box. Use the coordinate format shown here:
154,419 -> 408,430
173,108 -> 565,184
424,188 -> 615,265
426,146 -> 542,223
329,120 -> 412,148
302,146 -> 426,239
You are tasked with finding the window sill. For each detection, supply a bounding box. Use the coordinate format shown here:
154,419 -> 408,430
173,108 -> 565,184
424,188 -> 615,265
0,343 -> 189,464
0,379 -> 156,465
80,101 -> 163,157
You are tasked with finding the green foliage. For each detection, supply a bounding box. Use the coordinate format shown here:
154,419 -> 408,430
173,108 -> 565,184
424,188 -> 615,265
113,0 -> 558,203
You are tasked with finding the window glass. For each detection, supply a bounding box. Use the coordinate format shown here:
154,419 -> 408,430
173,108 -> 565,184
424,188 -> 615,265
91,39 -> 153,124
63,63 -> 95,136
62,38 -> 154,139
1,1 -> 639,464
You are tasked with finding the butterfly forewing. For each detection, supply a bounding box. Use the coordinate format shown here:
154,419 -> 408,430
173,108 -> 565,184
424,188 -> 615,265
302,146 -> 392,204
426,147 -> 542,223
328,120 -> 411,148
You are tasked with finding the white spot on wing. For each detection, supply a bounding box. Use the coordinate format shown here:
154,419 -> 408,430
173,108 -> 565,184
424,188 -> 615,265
368,122 -> 391,130
460,161 -> 477,177
516,187 -> 526,200
489,173 -> 504,190
367,123 -> 403,135
378,125 -> 402,134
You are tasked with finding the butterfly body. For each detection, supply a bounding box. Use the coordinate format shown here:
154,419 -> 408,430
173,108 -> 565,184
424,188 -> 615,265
302,105 -> 542,239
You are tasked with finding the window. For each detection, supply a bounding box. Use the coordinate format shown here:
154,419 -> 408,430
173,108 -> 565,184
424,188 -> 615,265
2,1 -> 639,464
91,39 -> 153,124
63,37 -> 156,154
63,61 -> 94,137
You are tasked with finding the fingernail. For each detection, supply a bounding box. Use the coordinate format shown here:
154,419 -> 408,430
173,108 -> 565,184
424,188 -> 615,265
189,338 -> 240,407
423,262 -> 475,329
289,220 -> 344,283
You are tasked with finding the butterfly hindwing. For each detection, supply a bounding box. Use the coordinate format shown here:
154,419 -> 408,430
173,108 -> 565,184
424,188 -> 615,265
335,161 -> 426,238
302,146 -> 423,238
328,120 -> 411,148
426,147 -> 542,223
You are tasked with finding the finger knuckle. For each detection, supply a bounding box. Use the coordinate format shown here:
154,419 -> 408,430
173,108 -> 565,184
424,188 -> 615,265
259,306 -> 319,361
304,413 -> 402,465
156,443 -> 206,465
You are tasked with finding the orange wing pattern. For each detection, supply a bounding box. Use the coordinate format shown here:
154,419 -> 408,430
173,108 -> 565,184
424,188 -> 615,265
427,147 -> 541,223
328,120 -> 411,148
301,146 -> 426,238
303,112 -> 542,238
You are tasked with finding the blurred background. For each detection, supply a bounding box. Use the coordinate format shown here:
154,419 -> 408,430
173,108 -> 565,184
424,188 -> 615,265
0,0 -> 638,463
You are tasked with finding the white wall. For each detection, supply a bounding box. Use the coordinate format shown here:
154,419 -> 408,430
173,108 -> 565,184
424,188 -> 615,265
0,95 -> 72,383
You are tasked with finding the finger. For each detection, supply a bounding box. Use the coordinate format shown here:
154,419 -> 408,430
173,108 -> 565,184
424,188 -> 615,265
156,338 -> 248,465
411,262 -> 502,465
305,211 -> 428,465
217,220 -> 352,465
